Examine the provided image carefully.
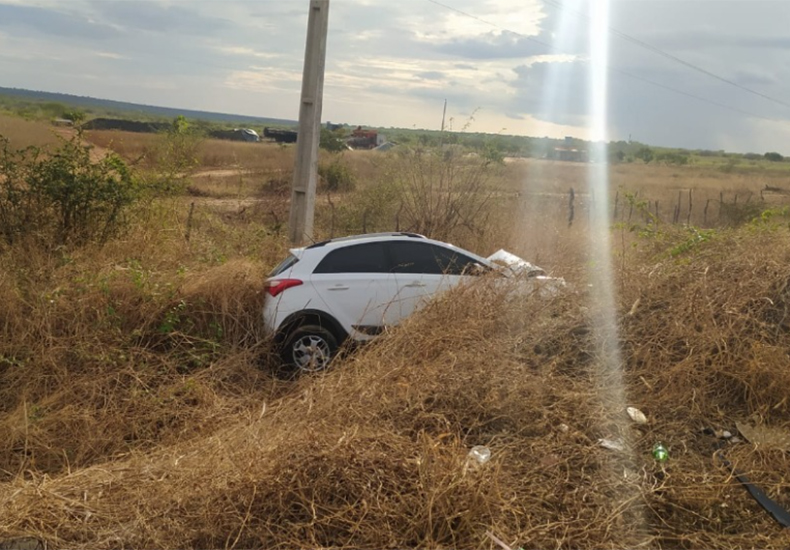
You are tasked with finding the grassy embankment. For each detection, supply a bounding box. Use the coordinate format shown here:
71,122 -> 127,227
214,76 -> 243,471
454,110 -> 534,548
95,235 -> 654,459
2,115 -> 790,548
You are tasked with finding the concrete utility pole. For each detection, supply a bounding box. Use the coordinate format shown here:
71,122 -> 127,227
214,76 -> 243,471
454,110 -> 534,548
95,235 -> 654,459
288,0 -> 330,245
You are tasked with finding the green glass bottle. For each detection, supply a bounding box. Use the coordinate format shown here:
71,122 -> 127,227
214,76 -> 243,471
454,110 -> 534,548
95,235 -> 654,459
652,442 -> 669,462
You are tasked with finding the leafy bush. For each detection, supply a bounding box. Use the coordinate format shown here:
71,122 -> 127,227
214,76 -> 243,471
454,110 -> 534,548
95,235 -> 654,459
146,116 -> 203,195
319,127 -> 348,153
719,199 -> 764,227
635,146 -> 654,164
0,130 -> 137,249
318,156 -> 356,192
655,151 -> 690,165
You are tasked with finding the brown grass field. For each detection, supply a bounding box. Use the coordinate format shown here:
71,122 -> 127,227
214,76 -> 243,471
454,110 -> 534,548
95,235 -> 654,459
2,119 -> 790,548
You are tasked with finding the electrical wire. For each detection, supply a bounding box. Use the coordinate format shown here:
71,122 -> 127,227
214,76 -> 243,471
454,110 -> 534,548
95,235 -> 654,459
425,0 -> 783,123
543,0 -> 790,110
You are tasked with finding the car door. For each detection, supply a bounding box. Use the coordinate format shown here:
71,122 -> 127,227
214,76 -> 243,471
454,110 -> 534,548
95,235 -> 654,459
384,241 -> 484,325
310,242 -> 394,338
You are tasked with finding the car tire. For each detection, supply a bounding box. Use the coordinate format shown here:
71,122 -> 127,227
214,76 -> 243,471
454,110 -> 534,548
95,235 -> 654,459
280,324 -> 339,374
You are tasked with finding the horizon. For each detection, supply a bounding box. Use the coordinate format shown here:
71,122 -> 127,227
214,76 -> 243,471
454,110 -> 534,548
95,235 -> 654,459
5,85 -> 786,158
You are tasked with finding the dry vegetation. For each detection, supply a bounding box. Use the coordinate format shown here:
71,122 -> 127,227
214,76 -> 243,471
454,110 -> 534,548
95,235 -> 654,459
0,114 -> 66,149
2,121 -> 790,549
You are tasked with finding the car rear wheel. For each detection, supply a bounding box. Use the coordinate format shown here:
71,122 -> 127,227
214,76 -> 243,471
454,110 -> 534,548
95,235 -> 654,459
280,325 -> 339,374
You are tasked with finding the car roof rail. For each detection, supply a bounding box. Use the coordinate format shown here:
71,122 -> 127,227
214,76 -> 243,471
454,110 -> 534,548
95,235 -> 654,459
306,232 -> 426,249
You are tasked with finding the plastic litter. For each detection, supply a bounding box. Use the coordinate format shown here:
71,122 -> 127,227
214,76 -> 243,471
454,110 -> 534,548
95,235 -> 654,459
468,446 -> 491,465
735,421 -> 790,452
626,406 -> 648,424
598,438 -> 625,452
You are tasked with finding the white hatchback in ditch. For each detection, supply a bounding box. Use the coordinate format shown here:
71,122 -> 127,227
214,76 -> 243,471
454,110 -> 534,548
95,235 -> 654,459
264,232 -> 559,372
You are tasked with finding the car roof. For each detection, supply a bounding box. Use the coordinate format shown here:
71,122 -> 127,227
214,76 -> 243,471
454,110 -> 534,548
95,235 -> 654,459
304,232 -> 426,250
289,232 -> 493,268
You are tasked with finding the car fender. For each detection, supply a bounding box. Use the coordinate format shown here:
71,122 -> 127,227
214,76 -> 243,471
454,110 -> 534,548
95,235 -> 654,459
275,309 -> 348,344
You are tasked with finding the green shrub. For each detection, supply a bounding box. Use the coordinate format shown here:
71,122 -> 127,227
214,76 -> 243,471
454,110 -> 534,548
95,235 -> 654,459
0,130 -> 138,249
146,116 -> 203,196
318,156 -> 356,192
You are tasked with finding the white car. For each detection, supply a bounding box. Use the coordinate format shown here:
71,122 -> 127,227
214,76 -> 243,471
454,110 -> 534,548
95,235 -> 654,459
264,232 -> 560,372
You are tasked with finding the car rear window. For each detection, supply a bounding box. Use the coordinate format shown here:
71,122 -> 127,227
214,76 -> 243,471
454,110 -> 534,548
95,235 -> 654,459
313,242 -> 389,273
268,254 -> 299,277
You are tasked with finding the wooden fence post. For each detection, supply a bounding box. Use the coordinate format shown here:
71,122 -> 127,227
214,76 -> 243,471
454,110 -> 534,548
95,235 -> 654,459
185,202 -> 195,242
613,190 -> 619,221
703,199 -> 710,226
568,187 -> 575,227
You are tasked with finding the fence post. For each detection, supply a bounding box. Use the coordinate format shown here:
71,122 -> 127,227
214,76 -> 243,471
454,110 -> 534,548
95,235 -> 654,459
704,199 -> 710,226
568,187 -> 575,227
613,190 -> 619,221
719,191 -> 724,222
185,202 -> 195,242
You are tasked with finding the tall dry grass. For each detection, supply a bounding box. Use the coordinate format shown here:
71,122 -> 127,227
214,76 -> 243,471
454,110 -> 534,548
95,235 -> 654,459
0,198 -> 292,479
3,226 -> 790,548
4,116 -> 790,548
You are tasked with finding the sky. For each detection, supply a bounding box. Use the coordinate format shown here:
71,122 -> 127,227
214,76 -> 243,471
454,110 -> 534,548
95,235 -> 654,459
0,0 -> 788,153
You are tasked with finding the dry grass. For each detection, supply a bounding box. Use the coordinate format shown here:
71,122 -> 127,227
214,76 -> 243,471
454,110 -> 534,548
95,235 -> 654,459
0,114 -> 65,149
3,228 -> 790,548
4,115 -> 790,548
0,199 -> 291,479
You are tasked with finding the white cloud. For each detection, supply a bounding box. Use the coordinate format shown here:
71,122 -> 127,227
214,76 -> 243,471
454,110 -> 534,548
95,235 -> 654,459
223,67 -> 302,93
414,0 -> 546,43
217,46 -> 282,60
95,51 -> 127,60
0,0 -> 787,152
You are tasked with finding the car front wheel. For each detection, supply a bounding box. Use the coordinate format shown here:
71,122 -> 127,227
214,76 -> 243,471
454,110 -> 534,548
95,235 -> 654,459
280,325 -> 339,374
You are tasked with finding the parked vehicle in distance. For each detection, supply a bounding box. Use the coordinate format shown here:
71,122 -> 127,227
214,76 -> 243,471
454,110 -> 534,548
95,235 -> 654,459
264,232 -> 563,373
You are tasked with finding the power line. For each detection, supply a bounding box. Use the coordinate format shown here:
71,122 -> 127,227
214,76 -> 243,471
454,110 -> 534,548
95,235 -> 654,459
543,0 -> 790,110
424,0 -> 783,123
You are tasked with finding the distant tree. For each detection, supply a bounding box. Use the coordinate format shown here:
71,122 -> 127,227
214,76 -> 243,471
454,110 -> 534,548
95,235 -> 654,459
635,146 -> 654,164
319,127 -> 347,153
40,101 -> 67,119
62,110 -> 85,124
764,151 -> 784,162
483,140 -> 505,165
149,116 -> 203,194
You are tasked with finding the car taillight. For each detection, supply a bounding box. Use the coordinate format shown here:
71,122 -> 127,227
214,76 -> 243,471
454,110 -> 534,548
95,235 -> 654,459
265,278 -> 303,297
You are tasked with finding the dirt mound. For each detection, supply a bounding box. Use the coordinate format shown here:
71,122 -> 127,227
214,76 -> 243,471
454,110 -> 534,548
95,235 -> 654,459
3,228 -> 790,548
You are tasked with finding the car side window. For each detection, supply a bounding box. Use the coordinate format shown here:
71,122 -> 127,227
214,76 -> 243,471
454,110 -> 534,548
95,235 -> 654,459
313,242 -> 389,273
430,245 -> 487,276
388,242 -> 482,275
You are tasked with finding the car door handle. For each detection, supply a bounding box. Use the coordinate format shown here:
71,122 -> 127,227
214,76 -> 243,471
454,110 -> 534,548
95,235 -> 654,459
404,282 -> 426,288
327,285 -> 350,291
